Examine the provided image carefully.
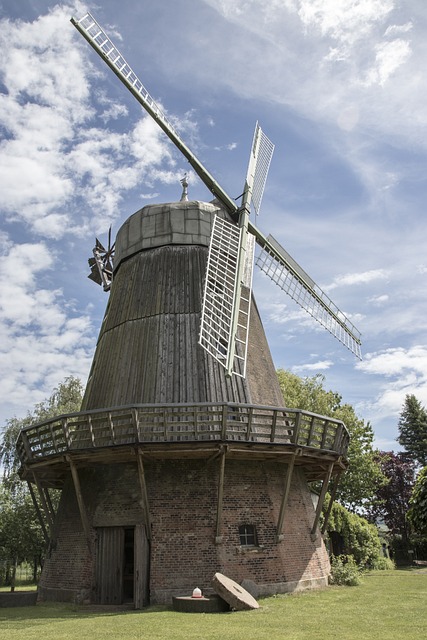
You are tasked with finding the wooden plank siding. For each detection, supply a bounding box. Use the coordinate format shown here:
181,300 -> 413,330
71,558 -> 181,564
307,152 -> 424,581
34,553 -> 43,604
82,245 -> 251,410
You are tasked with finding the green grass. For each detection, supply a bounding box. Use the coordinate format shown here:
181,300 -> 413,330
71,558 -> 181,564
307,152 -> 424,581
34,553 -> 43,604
1,569 -> 426,640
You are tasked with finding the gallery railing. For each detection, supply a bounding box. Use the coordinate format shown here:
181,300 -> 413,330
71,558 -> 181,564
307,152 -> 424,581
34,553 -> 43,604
16,402 -> 349,467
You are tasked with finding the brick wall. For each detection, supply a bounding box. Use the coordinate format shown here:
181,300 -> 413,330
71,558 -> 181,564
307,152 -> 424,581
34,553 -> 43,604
39,457 -> 330,605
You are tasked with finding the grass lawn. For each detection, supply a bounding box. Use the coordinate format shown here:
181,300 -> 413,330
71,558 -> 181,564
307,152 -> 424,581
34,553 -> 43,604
1,568 -> 426,640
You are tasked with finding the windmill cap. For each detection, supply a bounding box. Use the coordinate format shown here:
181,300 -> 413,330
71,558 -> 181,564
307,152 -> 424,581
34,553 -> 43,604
114,200 -> 230,272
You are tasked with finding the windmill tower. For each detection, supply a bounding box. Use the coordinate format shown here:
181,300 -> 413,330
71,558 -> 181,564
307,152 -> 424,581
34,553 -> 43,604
16,14 -> 361,608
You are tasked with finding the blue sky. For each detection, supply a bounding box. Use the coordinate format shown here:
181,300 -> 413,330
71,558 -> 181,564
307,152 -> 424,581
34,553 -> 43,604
1,0 -> 426,451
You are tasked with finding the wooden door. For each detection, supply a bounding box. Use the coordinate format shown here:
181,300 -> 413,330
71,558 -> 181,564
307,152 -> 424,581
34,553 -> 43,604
95,527 -> 125,604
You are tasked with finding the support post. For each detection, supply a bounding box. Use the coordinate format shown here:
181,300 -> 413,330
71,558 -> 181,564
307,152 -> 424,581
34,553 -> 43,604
215,446 -> 226,543
321,469 -> 343,535
136,449 -> 152,541
67,456 -> 92,550
27,480 -> 49,544
276,453 -> 297,542
32,473 -> 54,533
311,462 -> 334,538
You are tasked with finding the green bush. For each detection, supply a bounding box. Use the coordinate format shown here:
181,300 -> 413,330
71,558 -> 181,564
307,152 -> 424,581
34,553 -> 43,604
324,498 -> 383,569
370,556 -> 395,570
329,554 -> 362,586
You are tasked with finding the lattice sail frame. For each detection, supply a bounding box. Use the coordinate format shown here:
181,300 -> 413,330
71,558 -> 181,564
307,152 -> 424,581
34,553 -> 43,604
199,216 -> 253,377
246,123 -> 275,216
255,235 -> 362,359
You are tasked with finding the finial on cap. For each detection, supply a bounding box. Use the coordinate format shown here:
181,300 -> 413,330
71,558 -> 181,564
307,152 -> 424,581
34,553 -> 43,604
180,173 -> 189,202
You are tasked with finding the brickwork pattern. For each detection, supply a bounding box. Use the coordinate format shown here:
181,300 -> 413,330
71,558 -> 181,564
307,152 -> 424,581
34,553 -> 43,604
39,458 -> 330,604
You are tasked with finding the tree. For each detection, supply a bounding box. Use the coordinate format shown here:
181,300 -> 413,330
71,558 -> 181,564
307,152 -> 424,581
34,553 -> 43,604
408,466 -> 427,535
0,483 -> 45,588
397,394 -> 427,467
0,376 -> 84,480
277,369 -> 387,511
367,451 -> 416,545
0,377 -> 84,587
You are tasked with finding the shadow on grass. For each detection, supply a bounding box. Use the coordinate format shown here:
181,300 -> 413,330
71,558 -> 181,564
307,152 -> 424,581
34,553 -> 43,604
0,601 -> 172,622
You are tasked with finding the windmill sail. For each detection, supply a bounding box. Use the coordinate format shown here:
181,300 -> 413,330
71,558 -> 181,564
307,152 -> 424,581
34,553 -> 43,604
255,233 -> 362,359
72,11 -> 362,365
244,122 -> 275,216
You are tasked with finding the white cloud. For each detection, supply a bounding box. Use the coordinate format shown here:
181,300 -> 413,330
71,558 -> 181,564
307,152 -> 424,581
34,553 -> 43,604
292,360 -> 333,373
0,4 -> 185,240
356,346 -> 427,422
364,38 -> 412,87
325,269 -> 389,291
368,294 -> 389,305
0,237 -> 95,416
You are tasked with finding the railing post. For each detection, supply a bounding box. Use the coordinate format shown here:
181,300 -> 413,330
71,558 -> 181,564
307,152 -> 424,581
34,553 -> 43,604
108,411 -> 115,444
292,411 -> 302,445
246,407 -> 253,439
307,415 -> 316,448
132,408 -> 140,440
62,417 -> 72,450
270,409 -> 278,443
333,423 -> 344,454
221,404 -> 228,440
20,431 -> 33,463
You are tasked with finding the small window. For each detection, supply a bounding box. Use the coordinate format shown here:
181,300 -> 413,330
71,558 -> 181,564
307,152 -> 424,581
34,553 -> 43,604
239,524 -> 257,546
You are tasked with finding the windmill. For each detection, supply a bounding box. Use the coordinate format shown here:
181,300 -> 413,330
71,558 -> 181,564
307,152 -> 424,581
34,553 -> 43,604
71,13 -> 362,378
15,13 -> 360,609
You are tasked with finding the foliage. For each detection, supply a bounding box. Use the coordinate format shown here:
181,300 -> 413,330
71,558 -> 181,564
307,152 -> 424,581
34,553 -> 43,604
325,497 -> 383,568
367,451 -> 416,544
329,554 -> 362,586
0,484 -> 45,583
408,466 -> 427,535
397,394 -> 427,467
0,377 -> 84,586
0,376 -> 84,480
277,369 -> 387,510
370,556 -> 395,570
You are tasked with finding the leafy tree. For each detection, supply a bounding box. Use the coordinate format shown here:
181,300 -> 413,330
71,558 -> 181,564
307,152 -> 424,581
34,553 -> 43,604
0,483 -> 45,588
1,376 -> 84,480
367,451 -> 416,545
397,394 -> 427,467
277,369 -> 386,511
323,496 -> 383,569
408,466 -> 427,535
0,377 -> 84,586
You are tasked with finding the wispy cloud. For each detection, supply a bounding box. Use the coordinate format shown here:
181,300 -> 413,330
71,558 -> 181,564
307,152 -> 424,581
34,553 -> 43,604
324,269 -> 389,291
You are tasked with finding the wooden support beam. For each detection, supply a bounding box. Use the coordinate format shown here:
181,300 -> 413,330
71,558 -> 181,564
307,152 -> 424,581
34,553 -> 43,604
321,469 -> 343,535
67,456 -> 92,550
32,473 -> 54,533
27,480 -> 49,544
136,449 -> 152,541
215,446 -> 227,544
276,453 -> 297,542
311,461 -> 334,537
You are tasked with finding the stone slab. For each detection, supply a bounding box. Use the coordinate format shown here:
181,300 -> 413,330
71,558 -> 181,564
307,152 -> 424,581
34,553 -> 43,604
212,572 -> 260,610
